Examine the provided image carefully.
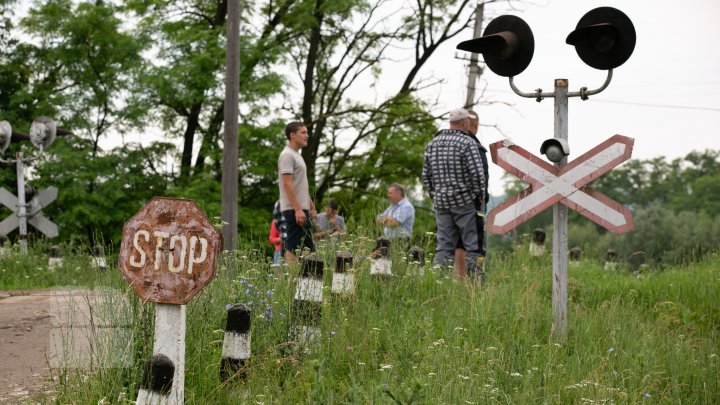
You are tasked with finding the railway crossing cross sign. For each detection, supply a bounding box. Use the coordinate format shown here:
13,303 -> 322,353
486,134 -> 635,234
0,186 -> 58,238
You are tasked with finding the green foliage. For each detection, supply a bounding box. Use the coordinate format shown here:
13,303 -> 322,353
29,136 -> 174,244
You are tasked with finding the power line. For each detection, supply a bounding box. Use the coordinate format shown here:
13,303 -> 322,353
590,99 -> 720,112
482,87 -> 720,112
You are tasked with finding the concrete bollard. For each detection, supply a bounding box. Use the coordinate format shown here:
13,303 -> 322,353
331,251 -> 355,295
370,237 -> 392,278
529,228 -> 546,257
407,246 -> 425,275
291,254 -> 323,349
569,247 -> 582,267
0,235 -> 8,257
220,304 -> 251,382
48,245 -> 63,270
91,244 -> 107,272
604,249 -> 618,270
136,353 -> 174,404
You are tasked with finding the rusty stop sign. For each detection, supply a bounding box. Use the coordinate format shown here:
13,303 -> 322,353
119,197 -> 223,304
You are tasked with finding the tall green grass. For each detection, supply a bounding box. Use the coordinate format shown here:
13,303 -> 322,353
8,235 -> 719,404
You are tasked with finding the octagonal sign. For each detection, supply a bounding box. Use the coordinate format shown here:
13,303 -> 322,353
119,197 -> 223,304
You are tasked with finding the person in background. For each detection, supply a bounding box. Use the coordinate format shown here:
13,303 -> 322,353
278,121 -> 316,261
422,108 -> 486,280
375,183 -> 415,248
269,218 -> 282,264
314,199 -> 346,240
454,109 -> 489,279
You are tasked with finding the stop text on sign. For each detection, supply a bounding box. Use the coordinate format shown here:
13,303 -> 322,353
118,197 -> 222,305
128,230 -> 208,274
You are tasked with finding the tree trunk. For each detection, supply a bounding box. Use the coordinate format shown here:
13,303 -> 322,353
180,102 -> 202,179
301,0 -> 324,197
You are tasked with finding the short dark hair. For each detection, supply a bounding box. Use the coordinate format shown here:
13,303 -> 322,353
389,183 -> 405,197
285,121 -> 306,140
325,199 -> 338,211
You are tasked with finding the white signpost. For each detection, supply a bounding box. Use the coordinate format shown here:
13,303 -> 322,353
119,197 -> 222,404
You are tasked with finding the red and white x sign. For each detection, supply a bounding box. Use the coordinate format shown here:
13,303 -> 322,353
487,134 -> 635,235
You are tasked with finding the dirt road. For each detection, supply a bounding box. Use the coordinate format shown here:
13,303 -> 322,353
0,290 -> 59,403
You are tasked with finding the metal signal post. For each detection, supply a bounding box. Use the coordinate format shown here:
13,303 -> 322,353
457,7 -> 637,340
508,73 -> 614,340
0,117 -> 59,254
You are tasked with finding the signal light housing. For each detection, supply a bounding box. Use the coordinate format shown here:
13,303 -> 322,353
566,7 -> 636,70
456,15 -> 535,77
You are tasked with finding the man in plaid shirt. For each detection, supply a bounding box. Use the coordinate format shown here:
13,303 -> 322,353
422,108 -> 486,279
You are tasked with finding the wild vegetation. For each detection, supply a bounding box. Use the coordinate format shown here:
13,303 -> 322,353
2,230 -> 717,404
0,0 -> 718,267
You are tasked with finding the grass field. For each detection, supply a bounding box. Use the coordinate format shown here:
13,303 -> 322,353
2,236 -> 718,404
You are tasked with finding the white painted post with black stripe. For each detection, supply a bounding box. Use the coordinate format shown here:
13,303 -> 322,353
91,244 -> 107,272
370,237 -> 392,278
48,245 -> 62,270
331,251 -> 354,295
137,304 -> 186,405
604,249 -> 617,270
569,247 -> 582,267
292,254 -> 323,350
529,228 -> 546,257
407,246 -> 425,276
0,235 -> 8,257
137,353 -> 175,404
220,304 -> 251,381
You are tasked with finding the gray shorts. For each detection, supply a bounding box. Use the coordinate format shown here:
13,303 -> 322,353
434,203 -> 483,274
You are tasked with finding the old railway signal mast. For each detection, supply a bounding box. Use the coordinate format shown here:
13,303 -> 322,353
457,7 -> 637,340
0,117 -> 59,253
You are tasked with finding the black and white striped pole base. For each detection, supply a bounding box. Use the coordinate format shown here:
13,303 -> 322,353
91,244 -> 107,272
604,249 -> 618,270
291,254 -> 323,350
370,237 -> 392,278
0,235 -> 8,257
48,245 -> 62,271
137,353 -> 174,405
220,304 -> 251,381
569,247 -> 582,267
407,246 -> 425,276
331,251 -> 354,295
529,228 -> 546,257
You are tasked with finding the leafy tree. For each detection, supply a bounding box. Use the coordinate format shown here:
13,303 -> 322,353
21,0 -> 145,153
290,0 -> 480,203
32,136 -> 174,244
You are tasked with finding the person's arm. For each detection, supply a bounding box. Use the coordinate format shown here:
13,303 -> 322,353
390,204 -> 411,229
335,216 -> 347,233
382,216 -> 401,227
376,209 -> 400,227
422,145 -> 434,201
282,173 -> 306,225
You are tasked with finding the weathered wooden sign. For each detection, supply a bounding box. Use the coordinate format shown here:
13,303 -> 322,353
119,197 -> 222,304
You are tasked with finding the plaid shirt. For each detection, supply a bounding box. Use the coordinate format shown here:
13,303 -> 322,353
422,129 -> 485,209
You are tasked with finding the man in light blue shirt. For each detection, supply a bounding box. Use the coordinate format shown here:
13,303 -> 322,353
376,183 -> 415,242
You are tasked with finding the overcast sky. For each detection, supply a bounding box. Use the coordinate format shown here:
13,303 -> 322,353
407,0 -> 720,195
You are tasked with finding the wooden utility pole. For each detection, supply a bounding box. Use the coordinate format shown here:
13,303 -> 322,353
221,0 -> 240,251
464,2 -> 485,108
